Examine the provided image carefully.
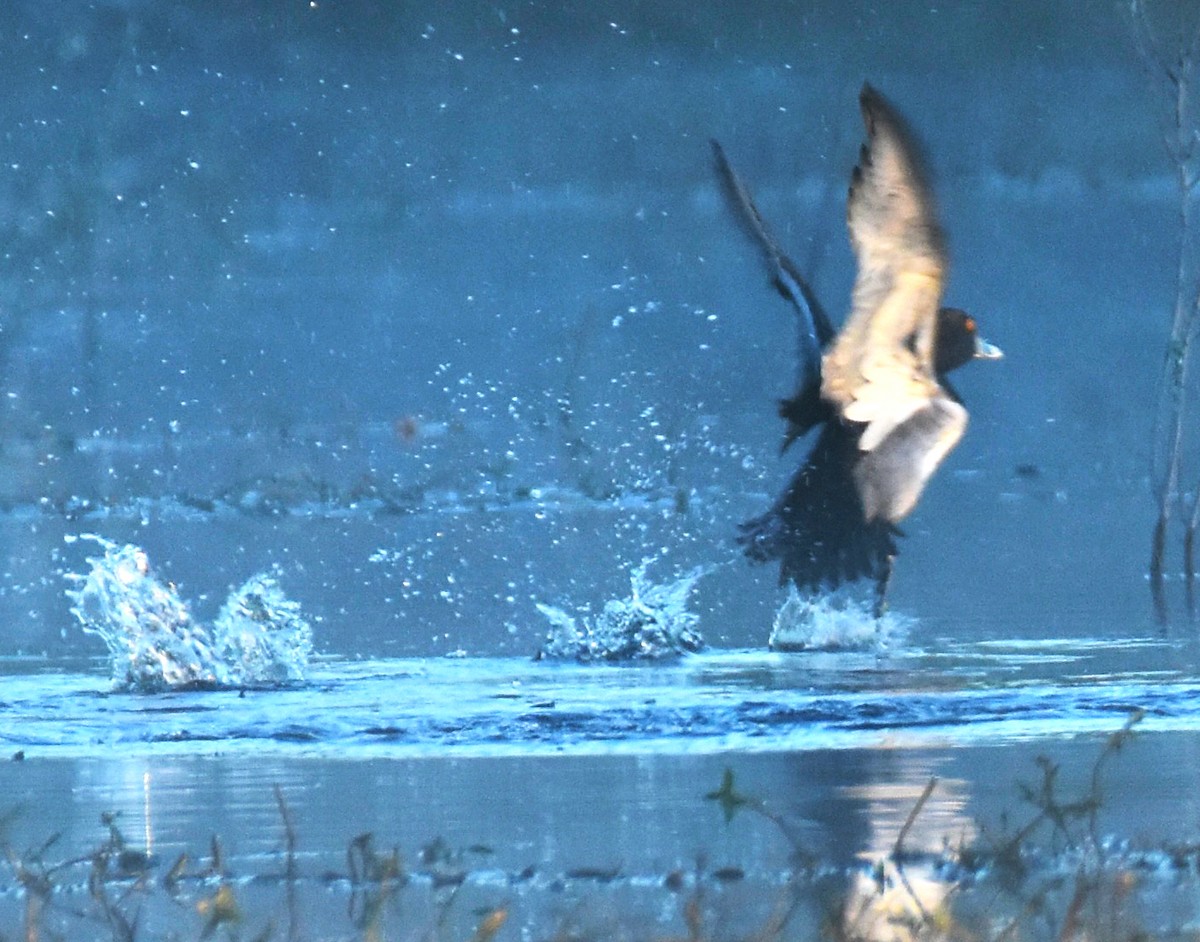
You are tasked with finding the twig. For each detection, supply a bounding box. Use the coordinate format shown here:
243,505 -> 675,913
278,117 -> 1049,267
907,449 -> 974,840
273,784 -> 298,883
1057,871 -> 1092,942
892,776 -> 938,861
274,784 -> 300,942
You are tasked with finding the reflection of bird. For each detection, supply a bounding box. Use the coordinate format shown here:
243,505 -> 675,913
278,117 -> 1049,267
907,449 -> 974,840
716,84 -> 1001,612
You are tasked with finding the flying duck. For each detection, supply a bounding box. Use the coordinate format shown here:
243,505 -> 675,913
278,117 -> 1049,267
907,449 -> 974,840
716,83 -> 1001,611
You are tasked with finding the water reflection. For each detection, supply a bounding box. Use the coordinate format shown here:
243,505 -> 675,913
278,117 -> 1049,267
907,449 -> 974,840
1,730 -> 1198,939
2,642 -> 1199,940
839,765 -> 974,942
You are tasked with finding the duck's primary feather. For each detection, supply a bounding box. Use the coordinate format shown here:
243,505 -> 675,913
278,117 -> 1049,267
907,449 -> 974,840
821,84 -> 966,523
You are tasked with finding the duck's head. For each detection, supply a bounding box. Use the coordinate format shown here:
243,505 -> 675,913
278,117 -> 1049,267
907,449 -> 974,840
934,307 -> 1003,375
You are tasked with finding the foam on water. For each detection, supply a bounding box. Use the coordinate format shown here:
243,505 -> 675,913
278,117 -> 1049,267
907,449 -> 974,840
64,535 -> 312,691
535,559 -> 708,661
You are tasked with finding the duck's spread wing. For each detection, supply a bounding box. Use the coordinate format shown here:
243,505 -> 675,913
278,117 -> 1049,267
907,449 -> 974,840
711,139 -> 835,446
821,84 -> 957,522
710,140 -> 835,347
853,396 -> 966,523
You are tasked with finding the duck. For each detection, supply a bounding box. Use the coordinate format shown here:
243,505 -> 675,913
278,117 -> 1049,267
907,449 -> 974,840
715,83 -> 1001,612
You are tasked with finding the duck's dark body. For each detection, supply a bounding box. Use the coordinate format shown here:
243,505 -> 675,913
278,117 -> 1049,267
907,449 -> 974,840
738,418 -> 899,593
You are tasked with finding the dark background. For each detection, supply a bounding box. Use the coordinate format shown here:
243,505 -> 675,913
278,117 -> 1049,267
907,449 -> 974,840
0,1 -> 1183,655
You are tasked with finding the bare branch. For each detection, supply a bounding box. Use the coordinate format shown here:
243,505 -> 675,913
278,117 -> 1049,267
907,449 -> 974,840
1137,0 -> 1200,616
1130,0 -> 1173,85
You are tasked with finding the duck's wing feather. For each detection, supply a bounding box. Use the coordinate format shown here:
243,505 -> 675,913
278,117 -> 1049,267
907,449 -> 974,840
712,139 -> 835,447
711,139 -> 836,347
821,84 -> 961,521
853,397 -> 966,523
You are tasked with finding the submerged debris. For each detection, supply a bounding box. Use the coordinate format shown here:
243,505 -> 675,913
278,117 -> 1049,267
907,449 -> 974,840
536,560 -> 708,661
65,535 -> 312,691
768,586 -> 909,652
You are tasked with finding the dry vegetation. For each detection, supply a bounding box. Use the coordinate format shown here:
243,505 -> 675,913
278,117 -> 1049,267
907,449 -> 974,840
3,712 -> 1197,942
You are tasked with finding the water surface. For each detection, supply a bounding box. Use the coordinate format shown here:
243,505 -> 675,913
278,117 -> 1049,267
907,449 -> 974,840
2,640 -> 1199,940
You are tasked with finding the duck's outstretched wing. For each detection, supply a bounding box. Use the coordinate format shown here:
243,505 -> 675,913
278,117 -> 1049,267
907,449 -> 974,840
820,83 -> 965,523
711,140 -> 835,346
711,139 -> 833,446
851,396 -> 965,523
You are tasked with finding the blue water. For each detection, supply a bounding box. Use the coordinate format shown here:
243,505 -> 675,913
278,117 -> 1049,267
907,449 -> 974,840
1,637 -> 1193,758
2,539 -> 1194,939
3,639 -> 1199,941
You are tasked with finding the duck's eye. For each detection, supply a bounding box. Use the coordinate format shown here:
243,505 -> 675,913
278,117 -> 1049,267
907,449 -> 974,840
964,316 -> 976,334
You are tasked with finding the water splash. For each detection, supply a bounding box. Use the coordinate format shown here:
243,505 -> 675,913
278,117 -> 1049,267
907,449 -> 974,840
65,535 -> 312,691
536,560 -> 708,661
214,571 -> 313,684
767,586 -> 909,652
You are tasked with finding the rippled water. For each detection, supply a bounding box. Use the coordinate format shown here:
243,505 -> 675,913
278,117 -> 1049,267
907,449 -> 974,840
0,638 -> 1196,757
2,637 -> 1200,940
1,540 -> 1195,940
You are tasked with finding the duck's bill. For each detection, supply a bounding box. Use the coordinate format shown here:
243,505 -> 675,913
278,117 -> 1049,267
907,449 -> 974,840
974,337 -> 1003,360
